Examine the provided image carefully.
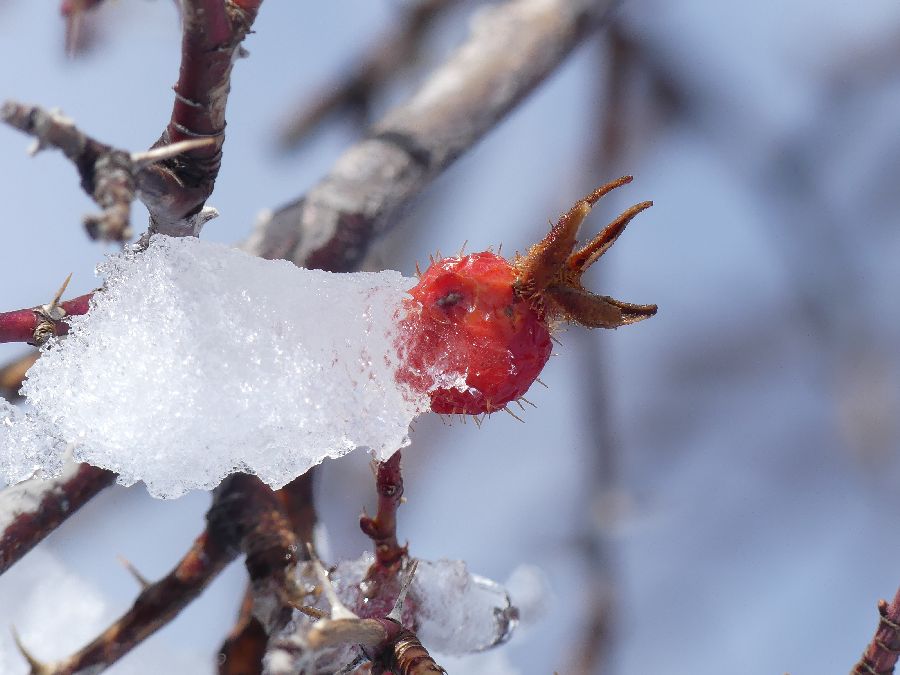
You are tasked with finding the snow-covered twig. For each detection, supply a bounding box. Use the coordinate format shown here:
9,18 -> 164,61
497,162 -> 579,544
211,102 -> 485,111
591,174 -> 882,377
851,586 -> 900,674
244,0 -> 618,271
0,462 -> 115,575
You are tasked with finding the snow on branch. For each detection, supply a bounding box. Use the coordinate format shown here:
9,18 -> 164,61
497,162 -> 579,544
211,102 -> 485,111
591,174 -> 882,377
245,0 -> 618,271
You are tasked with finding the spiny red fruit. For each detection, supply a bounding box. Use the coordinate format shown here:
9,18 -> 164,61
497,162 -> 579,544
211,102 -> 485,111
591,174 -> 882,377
397,251 -> 551,415
397,176 -> 658,416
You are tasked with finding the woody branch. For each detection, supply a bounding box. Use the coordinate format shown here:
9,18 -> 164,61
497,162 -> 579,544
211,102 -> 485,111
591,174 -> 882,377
2,0 -> 262,241
245,0 -> 618,271
851,585 -> 900,675
14,474 -> 303,675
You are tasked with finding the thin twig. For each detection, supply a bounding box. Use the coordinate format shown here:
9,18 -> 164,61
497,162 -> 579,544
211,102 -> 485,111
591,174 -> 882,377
360,451 -> 407,572
358,451 -> 411,622
277,0 -> 460,149
142,0 -> 264,236
12,473 -> 297,673
0,290 -> 92,345
243,0 -> 619,271
851,586 -> 900,675
0,462 -> 116,575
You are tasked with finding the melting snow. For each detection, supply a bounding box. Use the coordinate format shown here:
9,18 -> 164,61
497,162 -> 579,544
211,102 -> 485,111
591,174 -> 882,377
1,235 -> 427,498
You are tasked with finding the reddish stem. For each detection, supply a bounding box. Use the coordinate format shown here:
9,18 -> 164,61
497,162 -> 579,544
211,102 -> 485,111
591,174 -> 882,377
852,586 -> 900,674
0,292 -> 93,344
360,451 -> 406,572
142,0 -> 263,236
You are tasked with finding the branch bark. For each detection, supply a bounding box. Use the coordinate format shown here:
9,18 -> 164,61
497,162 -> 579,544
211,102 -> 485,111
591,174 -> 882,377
0,291 -> 92,345
0,462 -> 115,575
144,0 -> 263,236
852,587 -> 900,675
244,0 -> 618,271
277,0 -> 460,149
13,473 -> 297,674
3,1 -> 263,240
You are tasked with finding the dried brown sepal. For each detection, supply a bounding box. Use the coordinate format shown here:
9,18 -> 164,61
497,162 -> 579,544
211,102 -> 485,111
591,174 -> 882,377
514,175 -> 657,328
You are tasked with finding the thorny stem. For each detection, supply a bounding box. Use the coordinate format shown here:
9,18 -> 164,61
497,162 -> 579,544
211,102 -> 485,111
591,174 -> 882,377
24,530 -> 235,674
360,451 -> 407,572
13,474 -> 296,674
144,0 -> 263,236
0,292 -> 92,345
359,451 -> 411,622
851,586 -> 900,675
0,463 -> 116,575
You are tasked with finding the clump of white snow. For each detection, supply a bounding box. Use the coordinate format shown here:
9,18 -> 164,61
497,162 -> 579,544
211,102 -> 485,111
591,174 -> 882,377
3,235 -> 428,498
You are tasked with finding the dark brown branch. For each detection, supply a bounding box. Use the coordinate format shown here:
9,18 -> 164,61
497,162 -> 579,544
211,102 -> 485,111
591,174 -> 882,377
277,0 -> 459,149
851,586 -> 900,675
244,0 -> 618,271
143,0 -> 263,236
215,463 -> 317,671
14,473 -> 300,673
218,587 -> 267,675
0,101 -> 216,241
0,463 -> 115,575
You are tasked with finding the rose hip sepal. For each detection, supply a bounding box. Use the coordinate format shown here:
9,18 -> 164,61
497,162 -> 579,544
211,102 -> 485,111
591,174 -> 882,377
396,176 -> 657,416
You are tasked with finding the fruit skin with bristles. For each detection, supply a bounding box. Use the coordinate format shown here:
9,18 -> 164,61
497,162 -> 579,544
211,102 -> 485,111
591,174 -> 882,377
397,251 -> 551,415
397,176 -> 658,416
